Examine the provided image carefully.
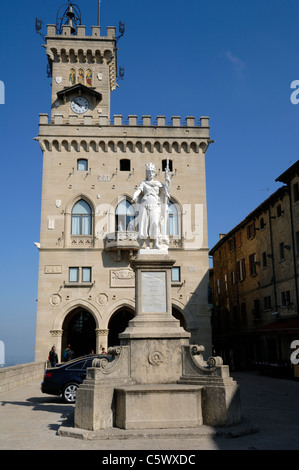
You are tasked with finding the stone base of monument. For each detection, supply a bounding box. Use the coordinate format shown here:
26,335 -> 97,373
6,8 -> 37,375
115,384 -> 203,430
73,252 -> 243,434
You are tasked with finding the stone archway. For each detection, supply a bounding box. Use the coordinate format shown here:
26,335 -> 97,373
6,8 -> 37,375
106,305 -> 187,348
62,307 -> 96,360
108,307 -> 135,347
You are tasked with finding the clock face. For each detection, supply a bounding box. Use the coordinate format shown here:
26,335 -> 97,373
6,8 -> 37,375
71,96 -> 90,114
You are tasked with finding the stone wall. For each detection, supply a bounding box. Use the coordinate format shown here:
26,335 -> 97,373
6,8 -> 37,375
0,362 -> 46,393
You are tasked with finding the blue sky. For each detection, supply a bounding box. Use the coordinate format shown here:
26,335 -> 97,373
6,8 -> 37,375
0,0 -> 299,364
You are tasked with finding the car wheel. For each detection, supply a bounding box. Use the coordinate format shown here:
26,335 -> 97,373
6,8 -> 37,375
63,383 -> 78,403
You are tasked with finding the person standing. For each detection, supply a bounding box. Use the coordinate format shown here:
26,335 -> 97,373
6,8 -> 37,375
48,346 -> 58,367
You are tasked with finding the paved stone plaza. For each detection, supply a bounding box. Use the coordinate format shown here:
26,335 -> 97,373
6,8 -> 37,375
0,371 -> 299,450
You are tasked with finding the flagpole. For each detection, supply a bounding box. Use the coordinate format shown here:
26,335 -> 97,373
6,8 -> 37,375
98,0 -> 101,27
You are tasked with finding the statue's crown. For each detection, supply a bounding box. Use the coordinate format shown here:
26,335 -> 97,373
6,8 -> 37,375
145,163 -> 156,171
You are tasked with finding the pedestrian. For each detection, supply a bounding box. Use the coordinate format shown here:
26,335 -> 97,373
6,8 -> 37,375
63,344 -> 70,361
48,346 -> 58,367
101,347 -> 107,354
63,344 -> 75,361
66,346 -> 75,361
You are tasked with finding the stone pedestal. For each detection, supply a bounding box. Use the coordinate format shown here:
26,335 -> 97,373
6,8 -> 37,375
74,251 -> 242,432
119,251 -> 190,340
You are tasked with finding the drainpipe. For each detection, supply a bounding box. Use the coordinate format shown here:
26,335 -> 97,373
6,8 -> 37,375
268,206 -> 278,314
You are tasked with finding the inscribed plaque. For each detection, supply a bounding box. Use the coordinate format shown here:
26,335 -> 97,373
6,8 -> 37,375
141,271 -> 166,313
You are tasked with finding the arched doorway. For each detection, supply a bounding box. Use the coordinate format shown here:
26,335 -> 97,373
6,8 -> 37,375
108,307 -> 135,347
62,307 -> 96,359
107,306 -> 187,348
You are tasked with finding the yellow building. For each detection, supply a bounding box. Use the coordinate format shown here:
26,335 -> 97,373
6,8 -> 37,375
34,3 -> 213,362
209,161 -> 299,376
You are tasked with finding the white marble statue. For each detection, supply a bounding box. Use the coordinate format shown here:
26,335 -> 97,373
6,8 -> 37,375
132,162 -> 170,249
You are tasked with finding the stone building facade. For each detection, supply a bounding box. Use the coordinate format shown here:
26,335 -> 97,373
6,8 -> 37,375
34,12 -> 213,362
209,161 -> 299,373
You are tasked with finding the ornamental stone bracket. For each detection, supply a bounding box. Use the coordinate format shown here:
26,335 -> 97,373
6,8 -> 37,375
86,345 -> 131,380
181,344 -> 224,377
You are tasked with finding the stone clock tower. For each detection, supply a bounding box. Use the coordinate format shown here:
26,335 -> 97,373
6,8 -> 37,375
34,2 -> 213,363
47,14 -> 116,122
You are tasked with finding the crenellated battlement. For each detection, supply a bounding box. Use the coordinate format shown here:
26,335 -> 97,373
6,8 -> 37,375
39,113 -> 209,128
46,24 -> 116,40
37,113 -> 210,153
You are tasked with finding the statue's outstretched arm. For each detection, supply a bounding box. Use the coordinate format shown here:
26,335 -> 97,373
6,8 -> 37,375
132,184 -> 143,203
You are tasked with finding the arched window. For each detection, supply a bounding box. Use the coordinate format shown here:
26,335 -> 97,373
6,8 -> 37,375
85,69 -> 92,87
115,199 -> 135,231
71,200 -> 92,235
168,202 -> 178,236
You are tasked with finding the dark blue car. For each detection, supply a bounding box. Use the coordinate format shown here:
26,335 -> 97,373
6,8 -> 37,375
41,354 -> 112,403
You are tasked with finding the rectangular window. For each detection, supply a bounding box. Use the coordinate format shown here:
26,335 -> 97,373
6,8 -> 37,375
69,267 -> 79,282
228,238 -> 235,252
217,279 -> 220,294
281,291 -> 291,307
69,267 -> 92,283
262,251 -> 267,268
277,204 -> 282,218
249,253 -> 257,276
264,296 -> 272,310
253,299 -> 261,318
247,223 -> 255,239
82,267 -> 92,282
162,159 -> 173,172
236,232 -> 242,247
77,159 -> 88,171
231,270 -> 235,284
120,159 -> 131,171
224,274 -> 228,291
171,267 -> 181,282
237,259 -> 246,281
